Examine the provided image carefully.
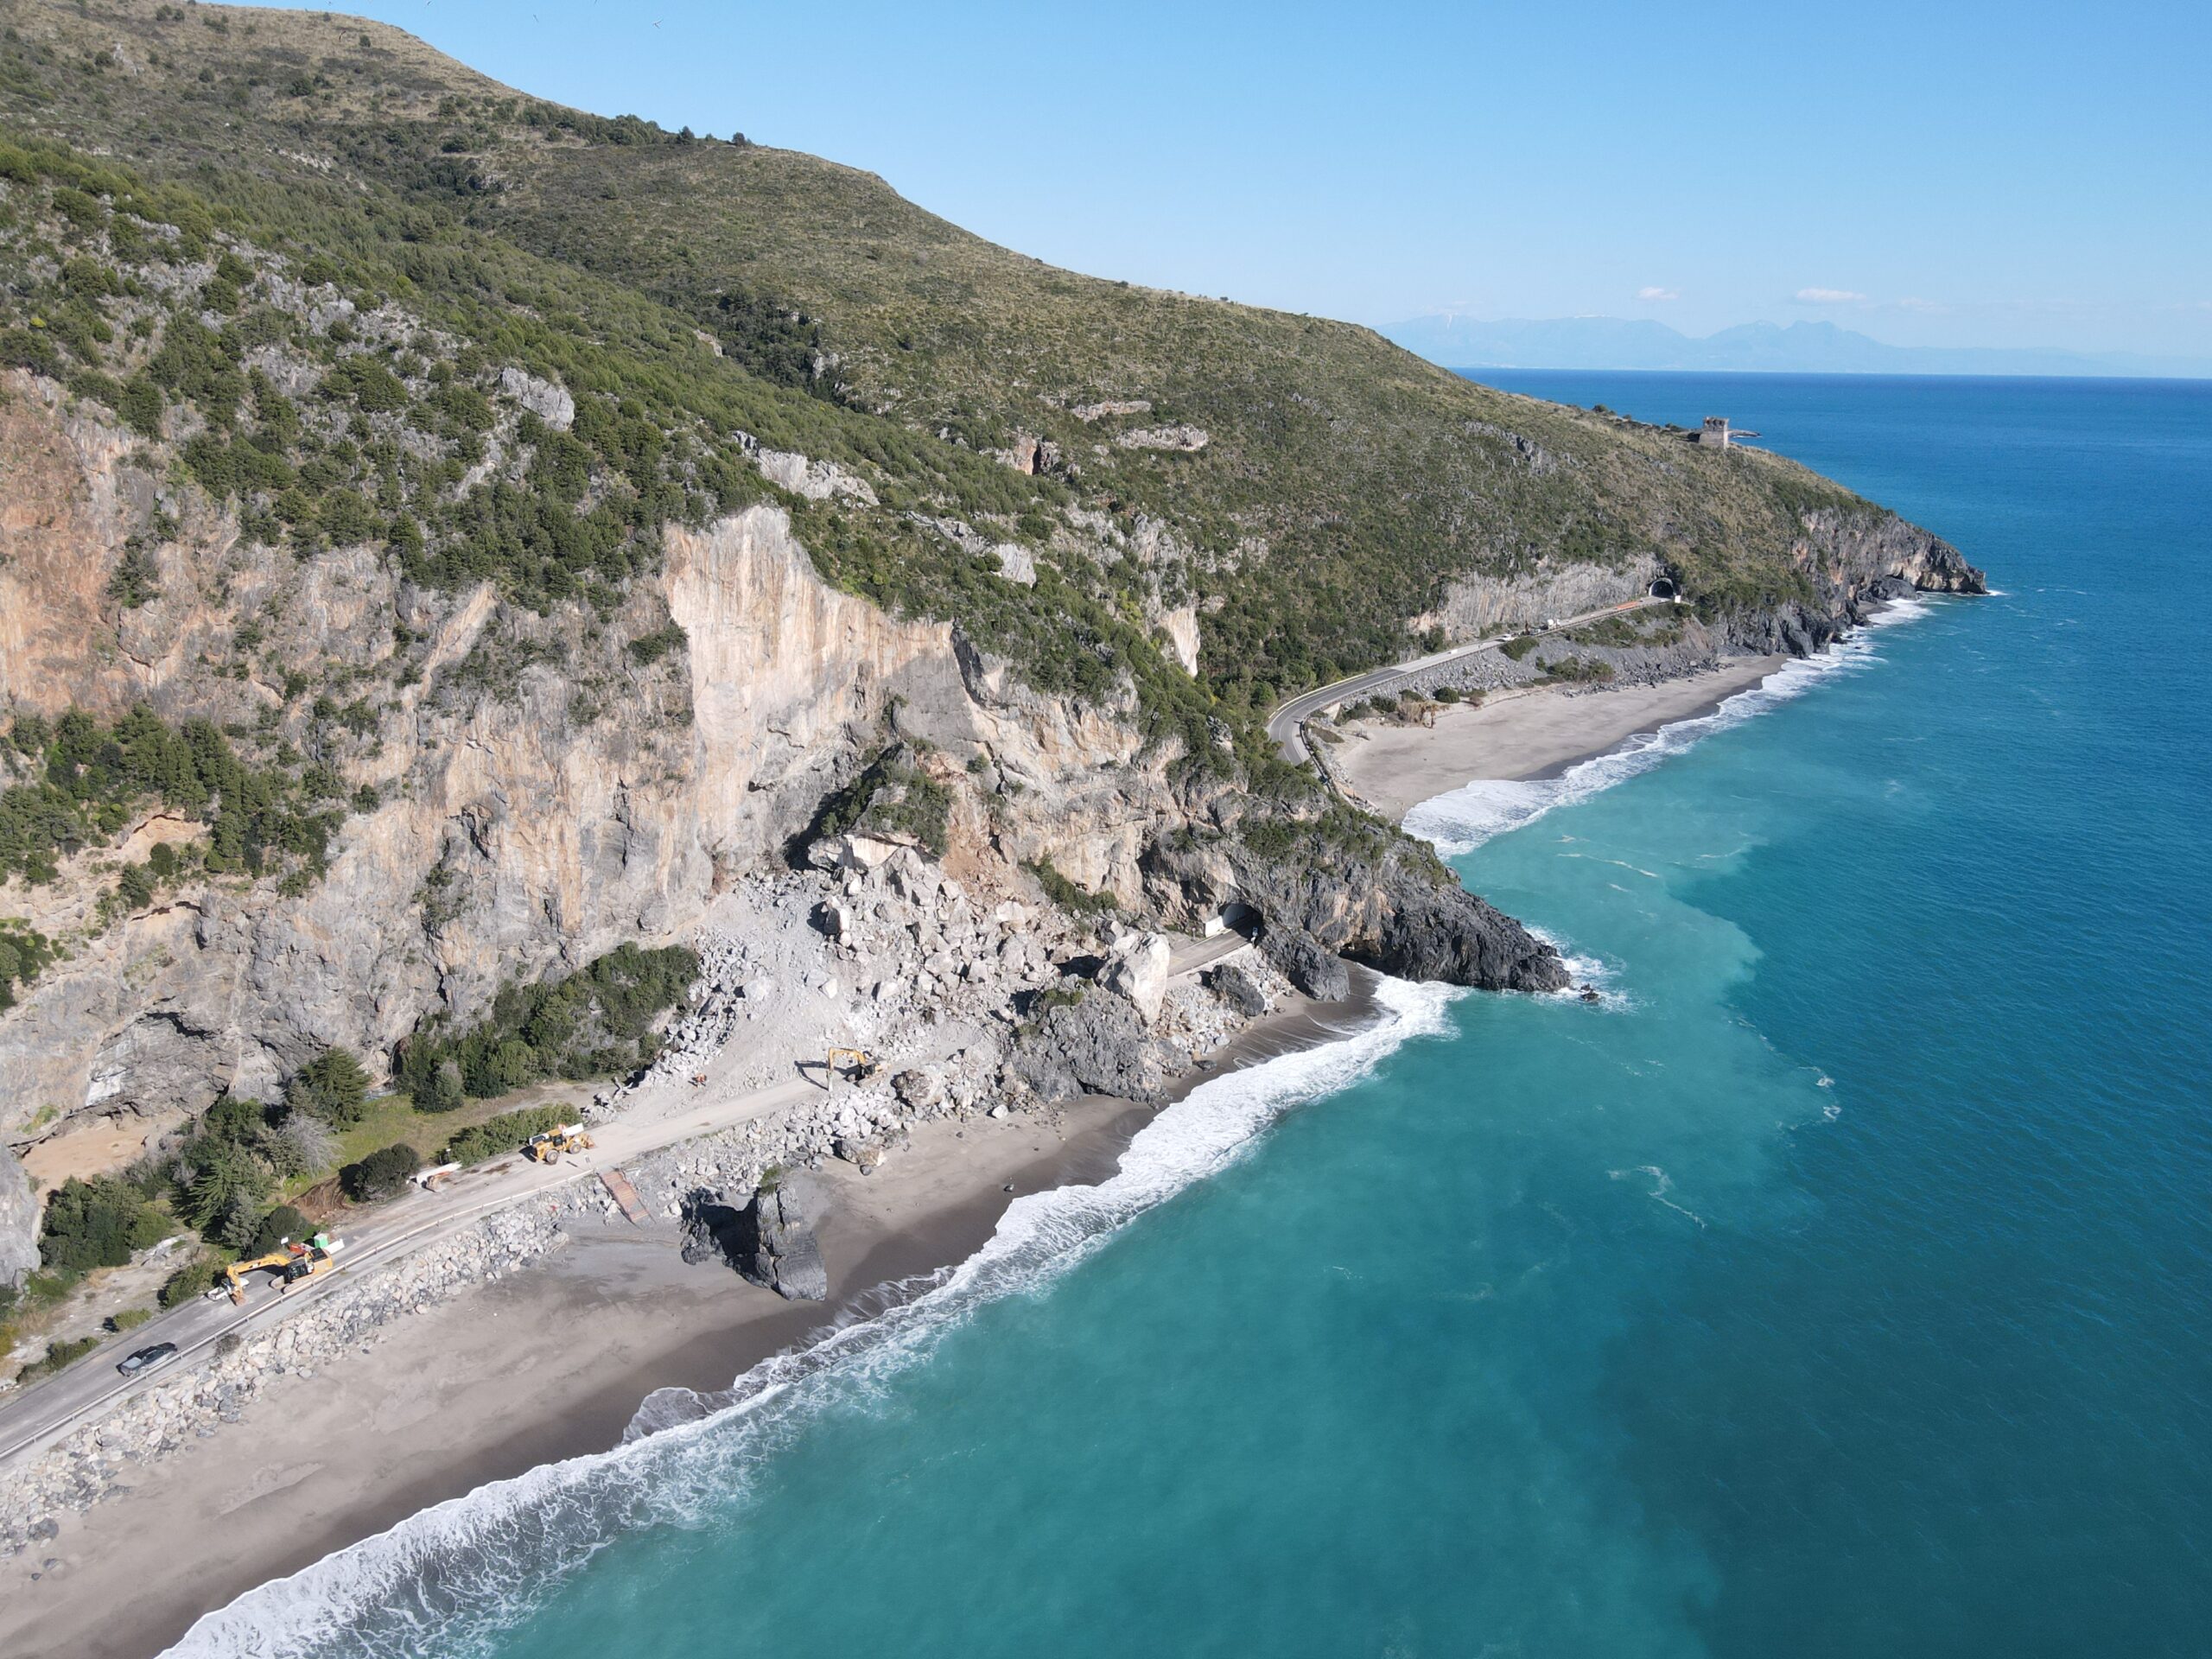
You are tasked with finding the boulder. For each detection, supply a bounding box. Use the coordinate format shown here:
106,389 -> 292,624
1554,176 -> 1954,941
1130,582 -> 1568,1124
1100,931 -> 1172,1024
807,832 -> 906,875
994,543 -> 1038,586
739,1173 -> 829,1301
1262,926 -> 1351,1002
677,1192 -> 748,1268
1205,960 -> 1272,1020
1012,989 -> 1173,1103
893,1066 -> 945,1110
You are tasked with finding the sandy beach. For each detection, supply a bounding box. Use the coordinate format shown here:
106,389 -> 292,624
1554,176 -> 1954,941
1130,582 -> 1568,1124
1331,657 -> 1786,821
0,988 -> 1376,1659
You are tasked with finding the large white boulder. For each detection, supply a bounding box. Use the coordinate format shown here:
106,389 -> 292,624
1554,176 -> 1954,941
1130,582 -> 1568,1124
1101,931 -> 1173,1025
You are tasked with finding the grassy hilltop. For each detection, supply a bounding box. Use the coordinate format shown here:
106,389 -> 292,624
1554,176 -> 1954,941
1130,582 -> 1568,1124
0,0 -> 1870,724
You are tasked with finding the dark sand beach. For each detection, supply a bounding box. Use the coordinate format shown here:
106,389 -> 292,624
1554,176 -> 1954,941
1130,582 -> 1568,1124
1,986 -> 1379,1659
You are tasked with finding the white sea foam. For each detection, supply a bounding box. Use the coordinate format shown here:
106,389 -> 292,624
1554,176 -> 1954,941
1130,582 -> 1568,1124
164,977 -> 1460,1659
1403,601 -> 1936,855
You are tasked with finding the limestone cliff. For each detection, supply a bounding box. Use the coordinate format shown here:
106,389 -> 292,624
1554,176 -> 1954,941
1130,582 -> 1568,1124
0,372 -> 1531,1275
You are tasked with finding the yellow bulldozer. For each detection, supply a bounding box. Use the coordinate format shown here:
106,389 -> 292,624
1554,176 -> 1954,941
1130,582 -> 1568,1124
524,1123 -> 594,1164
219,1234 -> 346,1304
822,1047 -> 878,1089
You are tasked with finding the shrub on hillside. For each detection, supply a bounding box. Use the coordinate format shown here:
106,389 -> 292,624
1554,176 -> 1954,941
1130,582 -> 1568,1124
158,1251 -> 222,1308
288,1047 -> 371,1126
442,1105 -> 569,1166
249,1205 -> 315,1255
22,1334 -> 101,1380
397,944 -> 697,1107
340,1143 -> 421,1203
38,1175 -> 171,1271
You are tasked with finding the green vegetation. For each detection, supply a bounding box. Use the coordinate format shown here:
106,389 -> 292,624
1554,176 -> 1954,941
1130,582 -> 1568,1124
0,0 -> 1875,766
396,943 -> 698,1107
1565,606 -> 1689,650
1499,634 -> 1541,662
37,1173 -> 170,1270
20,1332 -> 99,1379
105,1305 -> 152,1333
249,1205 -> 314,1254
0,917 -> 54,1009
339,1142 -> 420,1202
442,1104 -> 569,1166
1,707 -> 344,890
1025,856 -> 1120,916
1541,656 -> 1615,685
286,1047 -> 371,1127
804,745 -> 953,858
158,1250 -> 222,1308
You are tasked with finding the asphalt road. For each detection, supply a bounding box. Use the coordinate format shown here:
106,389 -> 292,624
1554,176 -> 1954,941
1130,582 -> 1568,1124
0,933 -> 1254,1473
1265,598 -> 1664,763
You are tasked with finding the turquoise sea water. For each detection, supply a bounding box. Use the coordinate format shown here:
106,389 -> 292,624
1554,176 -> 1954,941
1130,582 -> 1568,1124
181,374 -> 2212,1658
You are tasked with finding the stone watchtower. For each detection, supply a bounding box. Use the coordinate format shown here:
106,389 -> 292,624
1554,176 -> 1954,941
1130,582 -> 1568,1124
1694,416 -> 1758,450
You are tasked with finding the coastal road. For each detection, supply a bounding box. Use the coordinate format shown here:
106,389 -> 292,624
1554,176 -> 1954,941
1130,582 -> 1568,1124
0,933 -> 1256,1473
0,1071 -> 823,1472
1265,598 -> 1666,764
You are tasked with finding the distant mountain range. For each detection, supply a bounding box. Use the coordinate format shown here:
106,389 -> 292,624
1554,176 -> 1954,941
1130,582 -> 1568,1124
1380,316 -> 2209,380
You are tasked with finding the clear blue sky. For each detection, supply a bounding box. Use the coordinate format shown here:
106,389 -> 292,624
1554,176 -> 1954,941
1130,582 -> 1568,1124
251,1 -> 2209,359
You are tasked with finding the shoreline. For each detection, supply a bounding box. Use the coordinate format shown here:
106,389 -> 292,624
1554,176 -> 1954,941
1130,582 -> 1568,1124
3,983 -> 1382,1659
1329,655 -> 1789,822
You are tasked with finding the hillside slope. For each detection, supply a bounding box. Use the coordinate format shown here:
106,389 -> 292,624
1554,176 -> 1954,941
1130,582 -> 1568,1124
0,0 -> 1980,1283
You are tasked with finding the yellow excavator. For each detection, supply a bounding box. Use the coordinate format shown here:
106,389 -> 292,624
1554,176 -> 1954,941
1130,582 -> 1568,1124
524,1123 -> 594,1164
822,1047 -> 878,1089
220,1234 -> 346,1304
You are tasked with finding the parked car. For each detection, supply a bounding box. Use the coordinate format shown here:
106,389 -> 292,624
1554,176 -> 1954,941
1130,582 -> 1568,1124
116,1342 -> 178,1377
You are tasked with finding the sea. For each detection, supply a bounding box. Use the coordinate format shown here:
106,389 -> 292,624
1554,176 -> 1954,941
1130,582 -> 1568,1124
175,373 -> 2212,1658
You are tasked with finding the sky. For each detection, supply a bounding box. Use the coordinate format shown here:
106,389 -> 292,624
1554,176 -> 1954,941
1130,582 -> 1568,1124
244,1 -> 2210,359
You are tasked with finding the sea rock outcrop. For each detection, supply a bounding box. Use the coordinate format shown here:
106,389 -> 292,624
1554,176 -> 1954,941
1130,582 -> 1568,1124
739,1173 -> 829,1301
1146,838 -> 1568,995
1260,926 -> 1352,1002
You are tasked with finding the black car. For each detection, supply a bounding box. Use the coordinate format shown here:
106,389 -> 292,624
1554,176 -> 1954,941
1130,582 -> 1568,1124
115,1342 -> 178,1377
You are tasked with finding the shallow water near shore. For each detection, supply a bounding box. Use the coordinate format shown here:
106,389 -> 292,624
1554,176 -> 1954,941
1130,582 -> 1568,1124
177,374 -> 2212,1658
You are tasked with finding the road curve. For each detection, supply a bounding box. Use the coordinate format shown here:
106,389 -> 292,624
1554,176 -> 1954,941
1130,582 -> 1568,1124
1265,598 -> 1665,764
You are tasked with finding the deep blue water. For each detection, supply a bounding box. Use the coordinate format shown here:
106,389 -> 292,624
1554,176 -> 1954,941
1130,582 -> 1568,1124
184,374 -> 2212,1658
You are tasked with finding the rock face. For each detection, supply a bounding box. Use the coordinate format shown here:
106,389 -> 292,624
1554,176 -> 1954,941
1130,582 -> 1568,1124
0,1147 -> 38,1287
1798,507 -> 1986,601
1261,926 -> 1352,1002
496,366 -> 575,431
1116,424 -> 1209,453
739,1173 -> 829,1301
0,384 -> 1181,1162
1433,553 -> 1665,639
1147,838 -> 1568,995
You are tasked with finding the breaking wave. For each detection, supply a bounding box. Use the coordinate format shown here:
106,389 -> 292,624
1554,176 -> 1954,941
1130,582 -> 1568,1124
165,977 -> 1461,1659
1404,599 -> 1935,855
